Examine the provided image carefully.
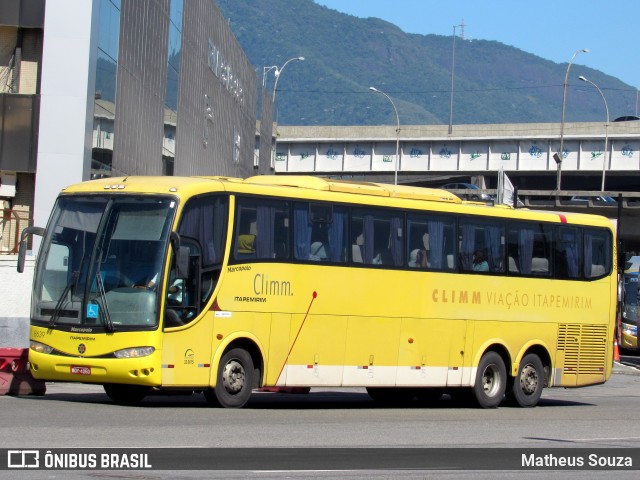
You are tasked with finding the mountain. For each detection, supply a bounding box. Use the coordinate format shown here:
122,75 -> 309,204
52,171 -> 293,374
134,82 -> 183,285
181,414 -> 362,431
216,0 -> 637,127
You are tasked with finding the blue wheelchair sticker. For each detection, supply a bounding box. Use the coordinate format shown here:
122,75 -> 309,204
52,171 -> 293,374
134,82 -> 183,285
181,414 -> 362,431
87,304 -> 99,319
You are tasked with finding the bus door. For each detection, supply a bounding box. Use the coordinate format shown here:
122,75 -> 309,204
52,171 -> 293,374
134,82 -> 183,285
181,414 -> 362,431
160,195 -> 227,387
160,239 -> 215,387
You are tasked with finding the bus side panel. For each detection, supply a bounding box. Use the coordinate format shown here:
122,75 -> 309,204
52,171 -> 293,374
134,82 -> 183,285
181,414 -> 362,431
280,314 -> 347,386
341,315 -> 400,386
396,318 -> 466,387
265,313 -> 291,386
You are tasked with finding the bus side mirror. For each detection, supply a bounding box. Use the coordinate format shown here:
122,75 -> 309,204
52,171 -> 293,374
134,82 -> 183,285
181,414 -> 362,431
17,226 -> 45,273
176,246 -> 190,279
170,232 -> 190,279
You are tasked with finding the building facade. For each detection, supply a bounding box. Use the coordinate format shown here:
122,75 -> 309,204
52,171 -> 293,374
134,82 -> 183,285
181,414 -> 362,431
0,0 -> 274,347
0,0 -> 42,254
1,0 -> 273,246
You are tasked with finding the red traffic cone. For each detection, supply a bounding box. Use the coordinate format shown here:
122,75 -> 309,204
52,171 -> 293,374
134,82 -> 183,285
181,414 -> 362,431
613,338 -> 621,362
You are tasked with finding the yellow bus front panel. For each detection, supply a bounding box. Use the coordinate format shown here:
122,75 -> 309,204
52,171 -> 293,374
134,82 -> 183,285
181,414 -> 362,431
29,325 -> 162,386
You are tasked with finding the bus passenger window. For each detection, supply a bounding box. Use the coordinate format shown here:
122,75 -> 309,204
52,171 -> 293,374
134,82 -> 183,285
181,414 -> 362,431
555,227 -> 581,279
293,203 -> 347,263
407,213 -> 456,271
234,198 -> 289,261
350,209 -> 403,267
584,229 -> 611,279
507,222 -> 552,276
459,219 -> 504,273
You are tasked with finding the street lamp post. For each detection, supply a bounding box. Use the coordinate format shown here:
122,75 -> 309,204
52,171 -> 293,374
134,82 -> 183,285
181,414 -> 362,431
263,65 -> 277,88
272,56 -> 305,103
579,75 -> 609,192
556,48 -> 589,191
369,86 -> 400,185
448,23 -> 464,135
269,56 -> 305,168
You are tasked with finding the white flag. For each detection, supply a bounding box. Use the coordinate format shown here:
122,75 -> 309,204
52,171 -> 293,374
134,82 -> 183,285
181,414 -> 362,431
503,171 -> 515,207
497,166 -> 515,207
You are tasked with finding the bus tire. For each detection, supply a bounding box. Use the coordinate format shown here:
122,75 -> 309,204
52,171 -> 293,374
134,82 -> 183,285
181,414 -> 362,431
473,352 -> 506,408
103,384 -> 149,405
206,348 -> 254,408
508,353 -> 544,407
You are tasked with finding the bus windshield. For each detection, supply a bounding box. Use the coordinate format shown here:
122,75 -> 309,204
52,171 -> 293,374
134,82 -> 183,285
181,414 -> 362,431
620,256 -> 639,350
32,195 -> 176,330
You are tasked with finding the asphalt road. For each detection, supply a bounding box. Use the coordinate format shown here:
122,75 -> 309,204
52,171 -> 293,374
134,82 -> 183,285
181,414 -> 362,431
1,361 -> 640,479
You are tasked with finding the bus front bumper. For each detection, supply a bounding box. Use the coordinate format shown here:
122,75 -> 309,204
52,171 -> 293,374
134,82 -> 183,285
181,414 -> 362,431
28,350 -> 162,386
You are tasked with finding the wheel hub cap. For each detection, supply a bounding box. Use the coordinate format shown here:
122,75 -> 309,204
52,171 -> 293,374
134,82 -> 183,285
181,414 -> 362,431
482,365 -> 500,396
519,364 -> 538,395
222,360 -> 245,394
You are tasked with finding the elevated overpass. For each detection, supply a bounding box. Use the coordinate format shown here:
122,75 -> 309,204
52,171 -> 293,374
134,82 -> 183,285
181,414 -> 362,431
274,122 -> 640,191
272,121 -> 640,250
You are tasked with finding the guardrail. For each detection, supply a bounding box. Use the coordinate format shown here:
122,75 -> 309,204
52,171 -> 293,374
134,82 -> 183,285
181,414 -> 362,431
446,189 -> 640,209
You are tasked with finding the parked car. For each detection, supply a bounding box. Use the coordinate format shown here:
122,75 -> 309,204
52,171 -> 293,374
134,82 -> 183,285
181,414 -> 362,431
570,195 -> 616,204
613,115 -> 640,122
440,182 -> 494,201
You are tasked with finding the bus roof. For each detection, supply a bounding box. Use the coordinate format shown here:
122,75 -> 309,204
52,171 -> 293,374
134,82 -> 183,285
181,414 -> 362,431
242,175 -> 461,203
62,175 -> 461,203
60,175 -> 614,229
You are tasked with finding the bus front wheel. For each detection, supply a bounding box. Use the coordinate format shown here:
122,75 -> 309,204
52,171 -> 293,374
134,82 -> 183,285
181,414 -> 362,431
508,353 -> 544,407
473,352 -> 506,408
205,348 -> 254,408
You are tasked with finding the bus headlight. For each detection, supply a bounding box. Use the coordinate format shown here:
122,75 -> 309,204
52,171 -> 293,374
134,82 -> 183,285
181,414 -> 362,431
113,347 -> 155,358
30,340 -> 54,354
622,323 -> 637,337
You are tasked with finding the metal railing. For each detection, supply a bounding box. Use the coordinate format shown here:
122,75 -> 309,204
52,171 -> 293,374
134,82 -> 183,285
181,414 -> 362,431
446,189 -> 640,209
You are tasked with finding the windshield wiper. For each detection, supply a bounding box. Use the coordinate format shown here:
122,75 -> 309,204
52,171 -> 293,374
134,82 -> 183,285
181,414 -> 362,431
95,270 -> 114,332
49,270 -> 80,329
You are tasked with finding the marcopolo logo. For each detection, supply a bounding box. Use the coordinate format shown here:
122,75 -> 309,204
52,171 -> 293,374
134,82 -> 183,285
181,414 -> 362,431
7,450 -> 39,468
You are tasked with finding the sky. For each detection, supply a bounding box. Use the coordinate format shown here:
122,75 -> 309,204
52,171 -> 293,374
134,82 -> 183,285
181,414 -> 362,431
314,0 -> 640,88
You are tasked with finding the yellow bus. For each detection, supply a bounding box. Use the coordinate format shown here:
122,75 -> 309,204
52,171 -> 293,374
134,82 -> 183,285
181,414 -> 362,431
18,175 -> 617,408
618,256 -> 639,351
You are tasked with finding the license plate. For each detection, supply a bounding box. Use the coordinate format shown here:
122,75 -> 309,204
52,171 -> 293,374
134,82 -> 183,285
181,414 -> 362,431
70,366 -> 91,375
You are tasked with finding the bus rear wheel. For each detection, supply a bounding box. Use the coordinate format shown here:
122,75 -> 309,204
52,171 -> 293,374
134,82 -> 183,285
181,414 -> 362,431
103,384 -> 150,405
508,353 -> 544,407
205,348 -> 254,408
473,352 -> 506,408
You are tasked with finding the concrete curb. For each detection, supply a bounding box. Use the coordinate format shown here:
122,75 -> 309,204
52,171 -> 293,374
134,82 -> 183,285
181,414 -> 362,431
613,361 -> 640,375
